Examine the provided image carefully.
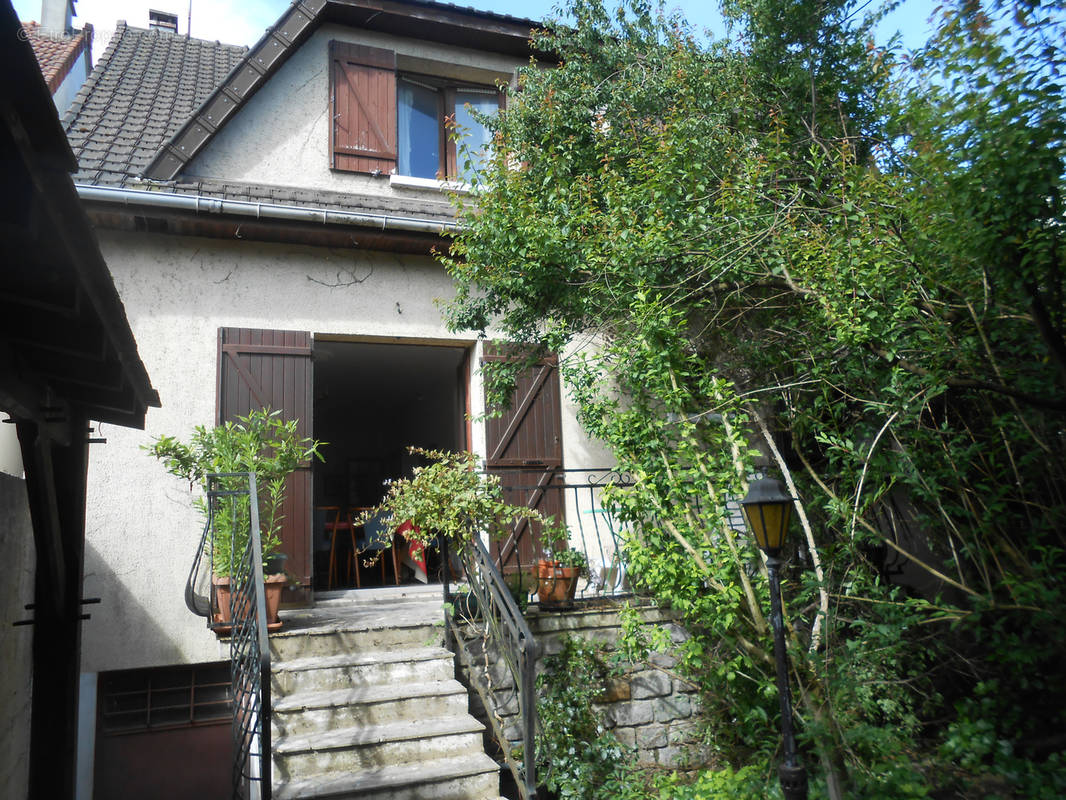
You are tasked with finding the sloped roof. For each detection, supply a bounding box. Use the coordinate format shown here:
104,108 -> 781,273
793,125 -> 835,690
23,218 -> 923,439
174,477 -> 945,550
64,22 -> 247,186
64,1 -> 540,233
21,20 -> 92,93
143,0 -> 539,181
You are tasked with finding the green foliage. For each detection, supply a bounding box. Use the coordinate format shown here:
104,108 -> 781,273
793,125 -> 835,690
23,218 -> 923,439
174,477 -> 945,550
537,635 -> 777,798
537,637 -> 629,799
357,447 -> 566,551
444,0 -> 1066,794
146,408 -> 323,577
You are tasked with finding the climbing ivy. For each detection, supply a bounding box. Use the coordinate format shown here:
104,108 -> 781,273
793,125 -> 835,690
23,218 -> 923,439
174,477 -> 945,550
444,0 -> 1066,795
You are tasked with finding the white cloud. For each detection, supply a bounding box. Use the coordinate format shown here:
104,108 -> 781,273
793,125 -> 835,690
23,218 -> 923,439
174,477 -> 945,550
63,1 -> 287,61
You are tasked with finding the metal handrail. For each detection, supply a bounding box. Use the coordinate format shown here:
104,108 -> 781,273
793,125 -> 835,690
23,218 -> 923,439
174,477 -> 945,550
185,514 -> 213,619
206,473 -> 272,800
443,531 -> 539,800
488,468 -> 635,603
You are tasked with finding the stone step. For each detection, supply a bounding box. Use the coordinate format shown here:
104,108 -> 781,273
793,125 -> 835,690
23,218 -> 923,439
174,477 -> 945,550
272,679 -> 469,736
271,599 -> 445,661
274,753 -> 500,800
270,622 -> 443,661
270,596 -> 498,799
273,715 -> 487,779
272,646 -> 454,694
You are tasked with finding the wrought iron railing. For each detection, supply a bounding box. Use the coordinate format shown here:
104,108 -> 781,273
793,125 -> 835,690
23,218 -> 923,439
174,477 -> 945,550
202,473 -> 272,800
489,468 -> 635,604
443,532 -> 539,800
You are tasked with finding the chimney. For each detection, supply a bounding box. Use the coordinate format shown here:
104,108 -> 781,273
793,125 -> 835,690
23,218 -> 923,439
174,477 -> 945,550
149,9 -> 179,34
40,0 -> 73,35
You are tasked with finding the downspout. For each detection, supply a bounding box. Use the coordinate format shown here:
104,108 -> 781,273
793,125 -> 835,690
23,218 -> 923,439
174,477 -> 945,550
74,184 -> 462,234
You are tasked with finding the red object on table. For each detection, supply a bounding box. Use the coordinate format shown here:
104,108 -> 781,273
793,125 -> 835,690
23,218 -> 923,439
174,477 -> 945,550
395,520 -> 427,582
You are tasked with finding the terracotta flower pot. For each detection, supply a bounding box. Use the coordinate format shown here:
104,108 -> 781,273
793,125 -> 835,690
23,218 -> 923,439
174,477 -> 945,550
264,573 -> 287,625
212,574 -> 286,631
213,575 -> 232,625
536,559 -> 580,610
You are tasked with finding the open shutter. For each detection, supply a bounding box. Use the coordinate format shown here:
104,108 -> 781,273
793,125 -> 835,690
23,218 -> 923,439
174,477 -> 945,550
329,41 -> 397,174
218,327 -> 313,605
483,344 -> 564,569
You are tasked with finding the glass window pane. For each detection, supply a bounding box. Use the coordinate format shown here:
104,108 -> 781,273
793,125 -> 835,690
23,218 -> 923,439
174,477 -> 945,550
398,79 -> 440,178
452,90 -> 497,183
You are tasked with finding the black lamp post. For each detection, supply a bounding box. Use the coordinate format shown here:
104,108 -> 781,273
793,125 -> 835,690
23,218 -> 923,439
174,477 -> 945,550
741,477 -> 809,800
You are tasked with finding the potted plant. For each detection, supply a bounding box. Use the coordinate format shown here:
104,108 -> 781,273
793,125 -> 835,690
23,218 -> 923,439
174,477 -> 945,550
536,532 -> 588,610
358,447 -> 565,605
146,408 -> 323,629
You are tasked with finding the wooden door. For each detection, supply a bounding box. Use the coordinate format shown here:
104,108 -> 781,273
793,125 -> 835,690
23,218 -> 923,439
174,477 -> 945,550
482,344 -> 564,569
217,327 -> 313,605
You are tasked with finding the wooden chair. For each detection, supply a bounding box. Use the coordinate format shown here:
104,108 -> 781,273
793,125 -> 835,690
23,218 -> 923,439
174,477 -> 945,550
319,506 -> 357,589
353,509 -> 401,586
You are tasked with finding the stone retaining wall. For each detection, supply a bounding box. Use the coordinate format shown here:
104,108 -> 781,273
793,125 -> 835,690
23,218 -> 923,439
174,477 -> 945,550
454,600 -> 706,770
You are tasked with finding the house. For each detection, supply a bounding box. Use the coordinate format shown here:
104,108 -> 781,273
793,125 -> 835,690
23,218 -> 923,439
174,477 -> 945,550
0,0 -> 157,797
61,1 -> 615,796
20,0 -> 93,114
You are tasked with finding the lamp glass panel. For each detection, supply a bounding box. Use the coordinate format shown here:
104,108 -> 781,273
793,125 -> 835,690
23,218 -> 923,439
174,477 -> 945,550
743,501 -> 792,551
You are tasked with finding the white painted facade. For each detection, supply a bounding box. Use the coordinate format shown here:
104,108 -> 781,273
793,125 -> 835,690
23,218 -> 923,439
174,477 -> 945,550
188,24 -> 520,198
80,18 -> 613,679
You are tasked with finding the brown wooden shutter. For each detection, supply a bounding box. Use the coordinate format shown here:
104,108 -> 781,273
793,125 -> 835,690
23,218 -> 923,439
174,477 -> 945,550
329,41 -> 397,174
483,343 -> 564,568
218,327 -> 313,605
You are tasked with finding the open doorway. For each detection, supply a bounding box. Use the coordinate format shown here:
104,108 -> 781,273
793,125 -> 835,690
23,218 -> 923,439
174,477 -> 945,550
311,338 -> 469,591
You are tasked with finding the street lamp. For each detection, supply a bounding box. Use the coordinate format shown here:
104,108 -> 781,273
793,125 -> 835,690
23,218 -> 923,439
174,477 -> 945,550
741,477 -> 808,800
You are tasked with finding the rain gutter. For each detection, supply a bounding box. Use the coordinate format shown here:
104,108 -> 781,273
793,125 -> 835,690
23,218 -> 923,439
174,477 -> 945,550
74,184 -> 461,234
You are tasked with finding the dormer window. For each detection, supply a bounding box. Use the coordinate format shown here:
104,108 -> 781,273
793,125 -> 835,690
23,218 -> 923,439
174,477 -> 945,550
330,41 -> 502,182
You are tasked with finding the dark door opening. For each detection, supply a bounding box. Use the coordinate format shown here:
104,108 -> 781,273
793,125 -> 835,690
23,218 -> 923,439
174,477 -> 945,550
311,339 -> 468,591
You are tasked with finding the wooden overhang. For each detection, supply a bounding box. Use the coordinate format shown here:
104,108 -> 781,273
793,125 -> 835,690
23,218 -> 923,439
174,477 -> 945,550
144,0 -> 544,181
2,7 -> 159,435
3,4 -> 159,798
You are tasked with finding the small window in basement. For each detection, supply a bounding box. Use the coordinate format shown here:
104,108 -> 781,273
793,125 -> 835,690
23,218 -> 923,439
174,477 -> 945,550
98,662 -> 231,734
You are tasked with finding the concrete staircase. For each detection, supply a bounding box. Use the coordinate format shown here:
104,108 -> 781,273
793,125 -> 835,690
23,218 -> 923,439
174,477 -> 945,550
269,587 -> 501,800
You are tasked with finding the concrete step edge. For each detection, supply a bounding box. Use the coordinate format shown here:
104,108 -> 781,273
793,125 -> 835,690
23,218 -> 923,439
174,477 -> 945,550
273,645 -> 453,674
274,679 -> 467,713
273,752 -> 499,800
274,713 -> 486,755
270,618 -> 442,642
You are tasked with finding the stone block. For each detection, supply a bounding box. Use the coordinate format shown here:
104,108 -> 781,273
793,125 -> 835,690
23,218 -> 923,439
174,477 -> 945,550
612,726 -> 636,748
649,652 -> 679,670
636,725 -> 668,749
674,678 -> 698,694
663,623 -> 689,644
487,658 -> 516,690
630,670 -> 671,699
657,746 -> 686,767
666,720 -> 701,745
497,693 -> 520,716
603,676 -> 631,702
653,694 -> 692,722
607,700 -> 654,727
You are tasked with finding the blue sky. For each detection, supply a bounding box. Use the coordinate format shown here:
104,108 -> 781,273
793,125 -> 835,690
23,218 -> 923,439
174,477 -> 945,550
14,0 -> 940,61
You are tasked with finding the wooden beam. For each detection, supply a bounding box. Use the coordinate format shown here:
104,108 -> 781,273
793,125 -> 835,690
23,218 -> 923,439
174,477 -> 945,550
17,414 -> 90,800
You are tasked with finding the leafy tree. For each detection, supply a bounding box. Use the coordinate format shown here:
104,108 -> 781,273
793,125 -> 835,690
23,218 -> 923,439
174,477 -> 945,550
442,0 -> 1066,796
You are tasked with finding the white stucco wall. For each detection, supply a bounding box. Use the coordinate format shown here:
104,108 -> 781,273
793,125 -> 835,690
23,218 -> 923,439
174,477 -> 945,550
80,20 -> 615,674
81,226 -> 613,673
0,471 -> 34,800
81,230 -> 475,672
187,24 -> 524,198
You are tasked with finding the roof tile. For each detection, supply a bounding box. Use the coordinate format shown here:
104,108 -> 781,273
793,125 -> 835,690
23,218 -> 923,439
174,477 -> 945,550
21,21 -> 92,93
